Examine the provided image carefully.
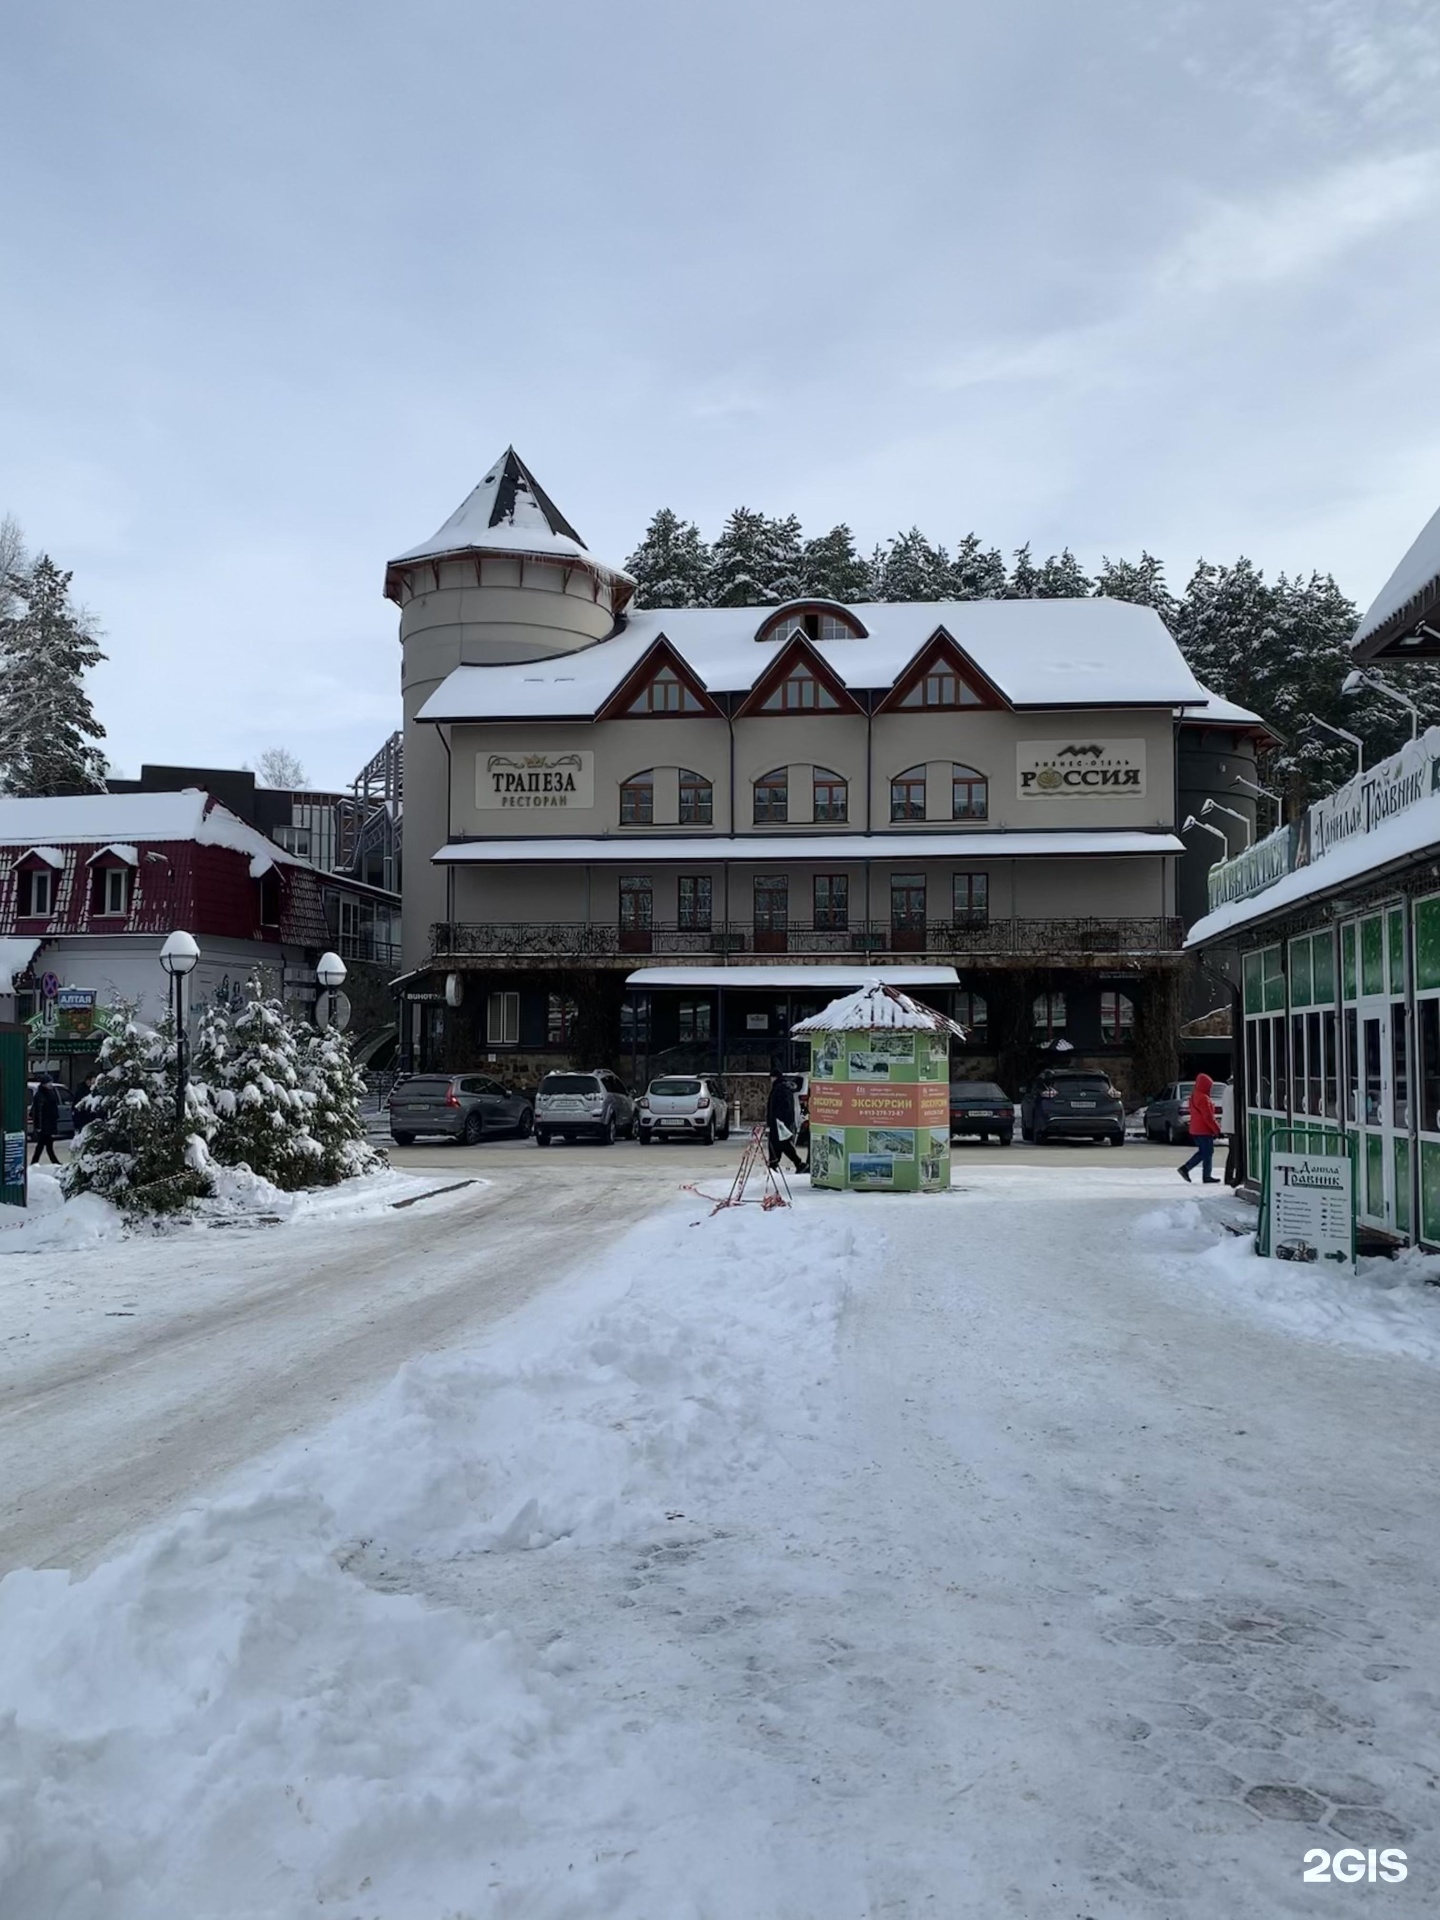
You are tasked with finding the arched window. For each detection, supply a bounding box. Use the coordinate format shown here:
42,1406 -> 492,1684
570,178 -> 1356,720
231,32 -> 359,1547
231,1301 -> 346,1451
620,769 -> 654,826
678,769 -> 713,825
761,663 -> 840,712
812,767 -> 848,823
1033,992 -> 1067,1040
627,665 -> 704,715
1100,990 -> 1135,1045
951,764 -> 988,820
756,604 -> 866,644
891,765 -> 926,822
754,769 -> 789,823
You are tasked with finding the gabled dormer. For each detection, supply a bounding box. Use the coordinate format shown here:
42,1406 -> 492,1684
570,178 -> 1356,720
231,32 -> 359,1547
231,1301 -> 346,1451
11,847 -> 65,921
877,627 -> 1009,714
597,637 -> 723,720
736,633 -> 863,718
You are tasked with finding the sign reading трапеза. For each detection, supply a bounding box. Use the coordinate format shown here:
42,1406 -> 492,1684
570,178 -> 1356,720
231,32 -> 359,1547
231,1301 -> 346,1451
1017,740 -> 1146,799
477,751 -> 595,811
1266,1151 -> 1354,1271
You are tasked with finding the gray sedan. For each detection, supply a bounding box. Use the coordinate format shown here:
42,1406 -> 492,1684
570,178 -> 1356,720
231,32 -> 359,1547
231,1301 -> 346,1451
1143,1081 -> 1196,1144
389,1073 -> 534,1146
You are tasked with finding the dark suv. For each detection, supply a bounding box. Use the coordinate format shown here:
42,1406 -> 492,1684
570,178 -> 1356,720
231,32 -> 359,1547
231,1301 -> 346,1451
1020,1070 -> 1125,1146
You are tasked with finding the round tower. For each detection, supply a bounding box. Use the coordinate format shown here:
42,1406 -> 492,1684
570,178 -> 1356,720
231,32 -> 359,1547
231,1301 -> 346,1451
385,448 -> 633,980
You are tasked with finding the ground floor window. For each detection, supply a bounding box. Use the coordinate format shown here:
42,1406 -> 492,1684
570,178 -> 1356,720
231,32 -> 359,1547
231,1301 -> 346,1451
1099,990 -> 1134,1044
1033,991 -> 1067,1040
487,990 -> 519,1046
954,991 -> 988,1042
622,995 -> 651,1048
678,999 -> 712,1042
547,994 -> 579,1045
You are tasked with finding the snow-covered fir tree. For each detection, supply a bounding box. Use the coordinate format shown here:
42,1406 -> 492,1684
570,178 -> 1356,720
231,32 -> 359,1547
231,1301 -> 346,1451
707,509 -> 805,606
1005,544 -> 1041,598
800,524 -> 873,602
1095,552 -> 1177,627
950,533 -> 1008,599
1033,548 -> 1094,597
623,508 -> 713,608
61,1006 -> 213,1213
873,528 -> 952,601
207,972 -> 320,1188
303,1027 -> 386,1183
0,554 -> 107,795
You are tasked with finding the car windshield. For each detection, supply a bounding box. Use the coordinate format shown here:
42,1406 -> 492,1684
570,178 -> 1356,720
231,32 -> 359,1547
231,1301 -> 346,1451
541,1075 -> 601,1094
1045,1074 -> 1113,1090
951,1082 -> 1008,1100
651,1078 -> 702,1096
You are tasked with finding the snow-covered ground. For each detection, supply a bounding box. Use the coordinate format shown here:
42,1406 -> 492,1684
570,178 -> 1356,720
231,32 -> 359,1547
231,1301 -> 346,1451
3,1164 -> 1439,1917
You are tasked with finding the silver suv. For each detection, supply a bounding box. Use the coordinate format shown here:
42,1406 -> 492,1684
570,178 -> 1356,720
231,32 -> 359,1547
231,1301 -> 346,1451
534,1070 -> 636,1146
389,1074 -> 534,1146
637,1074 -> 731,1145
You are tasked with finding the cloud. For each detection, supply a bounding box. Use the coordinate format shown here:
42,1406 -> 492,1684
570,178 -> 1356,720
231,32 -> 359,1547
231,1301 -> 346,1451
1158,149 -> 1440,295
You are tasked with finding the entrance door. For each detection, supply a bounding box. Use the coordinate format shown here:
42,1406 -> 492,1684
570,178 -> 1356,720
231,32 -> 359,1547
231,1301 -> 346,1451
1352,907 -> 1408,1233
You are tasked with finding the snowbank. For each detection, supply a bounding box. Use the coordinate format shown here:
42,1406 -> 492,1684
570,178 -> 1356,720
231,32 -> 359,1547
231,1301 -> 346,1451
0,1196 -> 864,1919
1136,1199 -> 1440,1365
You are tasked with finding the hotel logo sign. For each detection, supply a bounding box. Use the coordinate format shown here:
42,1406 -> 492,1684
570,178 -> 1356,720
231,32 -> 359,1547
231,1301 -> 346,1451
477,750 -> 595,811
1017,739 -> 1146,800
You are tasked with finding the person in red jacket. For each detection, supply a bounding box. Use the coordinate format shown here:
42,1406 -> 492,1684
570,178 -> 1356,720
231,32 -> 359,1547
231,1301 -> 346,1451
1178,1072 -> 1222,1184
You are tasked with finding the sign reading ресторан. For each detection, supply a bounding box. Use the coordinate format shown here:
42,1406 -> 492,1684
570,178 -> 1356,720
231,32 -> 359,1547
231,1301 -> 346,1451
1017,739 -> 1146,799
477,750 -> 595,811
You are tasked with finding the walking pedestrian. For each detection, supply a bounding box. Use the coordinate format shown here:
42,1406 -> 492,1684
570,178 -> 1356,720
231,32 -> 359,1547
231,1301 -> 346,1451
29,1073 -> 61,1166
765,1066 -> 807,1175
1177,1072 -> 1222,1184
1218,1077 -> 1242,1187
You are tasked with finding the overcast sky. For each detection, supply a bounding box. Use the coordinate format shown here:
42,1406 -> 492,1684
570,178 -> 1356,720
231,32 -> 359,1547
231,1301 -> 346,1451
4,0 -> 1440,788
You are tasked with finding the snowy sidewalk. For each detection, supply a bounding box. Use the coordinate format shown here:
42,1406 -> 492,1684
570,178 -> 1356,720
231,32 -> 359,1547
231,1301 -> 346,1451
2,1165 -> 1439,1916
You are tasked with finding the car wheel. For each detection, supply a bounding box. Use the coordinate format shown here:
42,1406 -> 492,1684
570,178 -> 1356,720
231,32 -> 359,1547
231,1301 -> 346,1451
1109,1131 -> 1124,1148
1033,1128 -> 1047,1146
600,1115 -> 617,1145
998,1130 -> 1014,1147
1165,1122 -> 1176,1145
534,1129 -> 550,1147
639,1128 -> 652,1145
461,1111 -> 483,1146
1021,1122 -> 1033,1143
391,1130 -> 415,1146
702,1119 -> 716,1145
516,1108 -> 533,1138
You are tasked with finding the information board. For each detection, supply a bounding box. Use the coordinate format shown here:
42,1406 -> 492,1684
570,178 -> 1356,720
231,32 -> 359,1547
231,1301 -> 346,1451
806,1029 -> 951,1191
1265,1151 -> 1354,1271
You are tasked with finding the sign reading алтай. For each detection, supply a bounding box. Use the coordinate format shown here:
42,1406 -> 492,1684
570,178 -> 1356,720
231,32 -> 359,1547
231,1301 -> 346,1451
1017,740 -> 1147,800
477,750 -> 595,812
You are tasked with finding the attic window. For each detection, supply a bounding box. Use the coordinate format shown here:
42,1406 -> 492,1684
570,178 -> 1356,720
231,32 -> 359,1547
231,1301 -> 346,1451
761,664 -> 839,713
757,605 -> 865,644
627,665 -> 704,715
899,667 -> 983,708
17,868 -> 53,917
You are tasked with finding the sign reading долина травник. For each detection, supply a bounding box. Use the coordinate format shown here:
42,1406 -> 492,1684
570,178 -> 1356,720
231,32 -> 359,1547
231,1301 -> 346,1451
1016,740 -> 1146,799
476,750 -> 595,811
1265,1151 -> 1354,1271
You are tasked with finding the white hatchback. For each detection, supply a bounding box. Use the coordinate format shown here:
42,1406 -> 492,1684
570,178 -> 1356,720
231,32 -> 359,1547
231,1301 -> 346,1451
637,1074 -> 731,1145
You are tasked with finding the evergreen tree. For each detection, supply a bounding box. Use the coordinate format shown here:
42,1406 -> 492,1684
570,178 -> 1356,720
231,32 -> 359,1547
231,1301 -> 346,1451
61,1006 -> 213,1214
1095,552 -> 1178,629
799,524 -> 873,602
207,972 -> 320,1188
873,527 -> 952,601
303,1028 -> 386,1183
623,508 -> 713,608
1005,544 -> 1041,597
1033,548 -> 1094,597
0,555 -> 107,795
950,532 -> 1008,600
707,509 -> 805,606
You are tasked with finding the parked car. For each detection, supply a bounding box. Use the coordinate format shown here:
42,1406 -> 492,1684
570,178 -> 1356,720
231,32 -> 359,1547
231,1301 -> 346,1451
534,1069 -> 636,1145
1020,1070 -> 1125,1146
948,1081 -> 1015,1145
637,1074 -> 731,1145
25,1081 -> 76,1140
1143,1081 -> 1197,1144
388,1073 -> 534,1146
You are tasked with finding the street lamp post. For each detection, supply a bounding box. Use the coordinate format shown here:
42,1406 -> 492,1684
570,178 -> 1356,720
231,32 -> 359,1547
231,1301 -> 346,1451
315,950 -> 347,1031
1342,667 -> 1421,741
1201,796 -> 1253,850
1181,813 -> 1231,855
1232,773 -> 1281,831
159,930 -> 200,1132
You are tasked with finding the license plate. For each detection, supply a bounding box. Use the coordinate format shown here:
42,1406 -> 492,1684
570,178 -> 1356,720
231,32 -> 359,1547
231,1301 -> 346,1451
661,1117 -> 686,1127
1071,1101 -> 1095,1109
967,1109 -> 995,1117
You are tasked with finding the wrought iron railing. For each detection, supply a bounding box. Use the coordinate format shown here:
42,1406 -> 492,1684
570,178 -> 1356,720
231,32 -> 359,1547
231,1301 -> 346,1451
429,917 -> 1183,962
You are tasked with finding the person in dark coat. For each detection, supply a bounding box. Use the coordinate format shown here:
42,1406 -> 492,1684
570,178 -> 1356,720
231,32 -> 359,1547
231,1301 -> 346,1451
30,1074 -> 61,1165
765,1067 -> 807,1174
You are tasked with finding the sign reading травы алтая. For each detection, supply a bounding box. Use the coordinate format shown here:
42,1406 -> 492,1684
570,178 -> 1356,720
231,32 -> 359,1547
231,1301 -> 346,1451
1016,740 -> 1146,799
477,751 -> 595,811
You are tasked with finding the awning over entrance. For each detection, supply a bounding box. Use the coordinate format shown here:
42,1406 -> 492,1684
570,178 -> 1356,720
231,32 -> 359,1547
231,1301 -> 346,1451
435,832 -> 1184,865
624,965 -> 960,990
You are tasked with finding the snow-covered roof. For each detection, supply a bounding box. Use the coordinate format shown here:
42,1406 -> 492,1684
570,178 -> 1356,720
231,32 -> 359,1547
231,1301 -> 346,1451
626,965 -> 961,990
791,979 -> 964,1035
435,829 -> 1185,865
1186,688 -> 1273,733
84,843 -> 140,866
418,596 -> 1212,721
1353,499 -> 1440,656
0,793 -> 310,869
0,936 -> 42,991
1187,791 -> 1440,946
13,846 -> 66,869
386,447 -> 633,592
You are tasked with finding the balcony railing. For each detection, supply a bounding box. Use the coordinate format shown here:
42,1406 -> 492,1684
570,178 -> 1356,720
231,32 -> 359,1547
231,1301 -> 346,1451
430,917 -> 1183,963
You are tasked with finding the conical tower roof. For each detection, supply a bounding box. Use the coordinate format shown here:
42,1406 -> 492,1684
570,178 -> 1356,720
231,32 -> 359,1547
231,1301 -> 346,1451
385,448 -> 632,603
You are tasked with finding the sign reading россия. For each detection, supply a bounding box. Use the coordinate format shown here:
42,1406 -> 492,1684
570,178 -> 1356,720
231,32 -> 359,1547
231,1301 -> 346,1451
477,750 -> 595,811
1016,740 -> 1146,799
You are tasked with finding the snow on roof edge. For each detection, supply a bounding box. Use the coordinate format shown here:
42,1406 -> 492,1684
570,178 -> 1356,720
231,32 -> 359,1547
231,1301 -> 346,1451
791,979 -> 965,1035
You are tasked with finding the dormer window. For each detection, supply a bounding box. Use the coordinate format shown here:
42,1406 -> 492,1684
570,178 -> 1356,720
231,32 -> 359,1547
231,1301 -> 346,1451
756,603 -> 867,645
101,866 -> 130,914
761,665 -> 839,713
627,665 -> 704,715
18,868 -> 53,917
